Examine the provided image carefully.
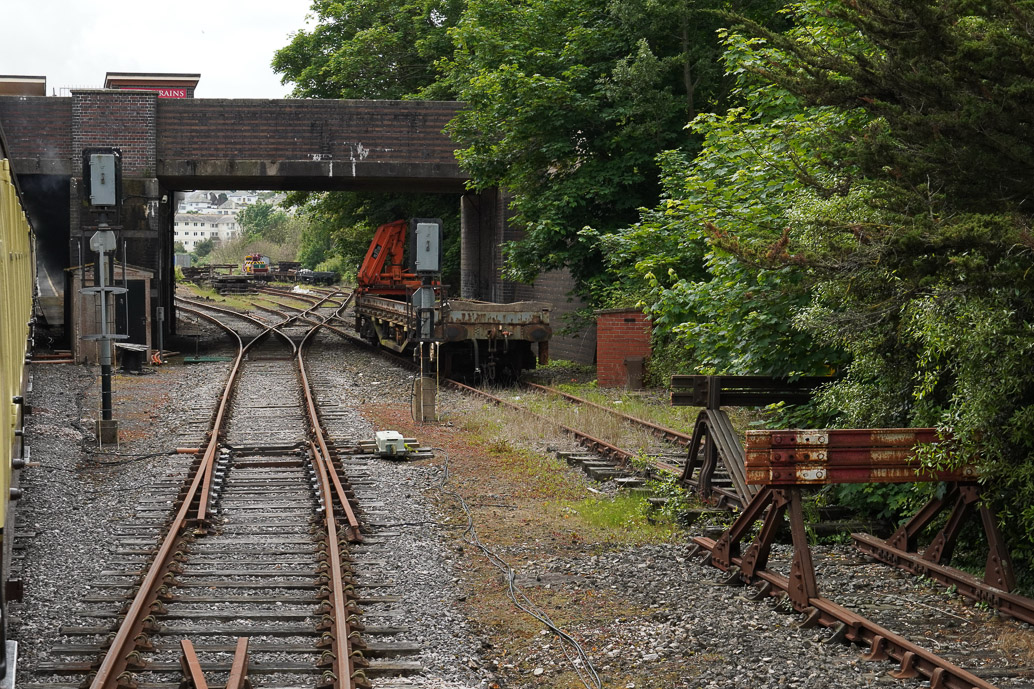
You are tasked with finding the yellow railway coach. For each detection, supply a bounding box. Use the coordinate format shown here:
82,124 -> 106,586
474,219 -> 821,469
1,137 -> 35,678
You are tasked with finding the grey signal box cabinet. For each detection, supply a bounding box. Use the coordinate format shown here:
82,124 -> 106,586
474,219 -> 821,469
410,218 -> 443,274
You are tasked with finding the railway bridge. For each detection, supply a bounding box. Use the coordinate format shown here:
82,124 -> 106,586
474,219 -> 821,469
0,85 -> 587,359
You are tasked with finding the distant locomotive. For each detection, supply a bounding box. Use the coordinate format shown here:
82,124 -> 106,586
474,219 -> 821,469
242,253 -> 269,275
0,138 -> 36,679
353,219 -> 551,382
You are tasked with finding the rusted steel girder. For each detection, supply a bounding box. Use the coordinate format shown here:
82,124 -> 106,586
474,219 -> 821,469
692,425 -> 1029,689
679,408 -> 755,507
852,484 -> 1031,624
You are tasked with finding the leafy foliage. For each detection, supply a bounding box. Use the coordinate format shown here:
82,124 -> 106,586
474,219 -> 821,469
273,0 -> 464,100
192,238 -> 215,259
237,202 -> 291,243
285,191 -> 461,285
443,0 -> 785,286
273,1 -> 464,277
601,29 -> 856,380
713,1 -> 1034,556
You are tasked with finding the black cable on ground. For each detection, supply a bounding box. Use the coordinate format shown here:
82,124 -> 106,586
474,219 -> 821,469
433,447 -> 603,689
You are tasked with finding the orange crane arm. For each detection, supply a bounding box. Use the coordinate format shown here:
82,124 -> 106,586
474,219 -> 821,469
357,219 -> 410,289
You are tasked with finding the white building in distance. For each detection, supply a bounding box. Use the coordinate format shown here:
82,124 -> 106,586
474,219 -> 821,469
174,213 -> 241,251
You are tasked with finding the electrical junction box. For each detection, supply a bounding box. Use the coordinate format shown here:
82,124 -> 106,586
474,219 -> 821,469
375,430 -> 407,456
411,286 -> 436,341
410,218 -> 443,273
87,153 -> 120,206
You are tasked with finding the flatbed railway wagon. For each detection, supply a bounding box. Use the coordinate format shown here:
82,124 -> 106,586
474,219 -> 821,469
355,293 -> 551,382
354,219 -> 551,381
1,133 -> 35,680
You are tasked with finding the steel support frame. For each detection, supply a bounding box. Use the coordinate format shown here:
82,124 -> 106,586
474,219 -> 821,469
692,486 -> 999,689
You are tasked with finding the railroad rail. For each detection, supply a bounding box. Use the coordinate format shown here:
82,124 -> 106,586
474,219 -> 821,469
670,375 -> 834,507
154,295 -> 1029,688
61,290 -> 413,689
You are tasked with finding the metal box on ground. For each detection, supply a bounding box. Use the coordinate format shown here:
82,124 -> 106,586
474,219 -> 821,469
375,430 -> 407,455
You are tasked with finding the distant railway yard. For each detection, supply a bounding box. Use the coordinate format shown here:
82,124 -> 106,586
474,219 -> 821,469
8,285 -> 1034,689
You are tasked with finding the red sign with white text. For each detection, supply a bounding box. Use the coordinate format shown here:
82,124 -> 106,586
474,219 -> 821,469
118,87 -> 188,98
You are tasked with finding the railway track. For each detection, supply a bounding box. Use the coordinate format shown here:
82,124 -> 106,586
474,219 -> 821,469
27,290 -> 1028,689
30,291 -> 427,689
327,314 -> 1031,688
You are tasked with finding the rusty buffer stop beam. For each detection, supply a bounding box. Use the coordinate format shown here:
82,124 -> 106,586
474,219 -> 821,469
744,427 -> 978,485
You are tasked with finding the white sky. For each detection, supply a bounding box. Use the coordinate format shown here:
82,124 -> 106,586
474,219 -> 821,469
0,0 -> 315,98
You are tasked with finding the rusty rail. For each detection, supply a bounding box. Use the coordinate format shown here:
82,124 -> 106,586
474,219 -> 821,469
693,524 -> 999,689
87,305 -> 244,689
447,379 -> 638,465
530,382 -> 692,446
91,290 -> 360,689
298,290 -> 367,687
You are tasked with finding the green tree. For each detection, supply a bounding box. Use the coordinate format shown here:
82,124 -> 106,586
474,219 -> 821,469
602,27 -> 857,381
273,0 -> 464,99
290,190 -> 461,284
238,202 -> 290,244
193,238 -> 216,259
678,0 -> 1034,560
275,1 -> 465,279
442,0 -> 784,287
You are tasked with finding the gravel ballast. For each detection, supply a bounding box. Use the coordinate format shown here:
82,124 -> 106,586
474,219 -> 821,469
14,319 -> 1033,689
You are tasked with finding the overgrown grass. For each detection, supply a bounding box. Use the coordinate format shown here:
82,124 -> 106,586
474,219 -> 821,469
565,493 -> 678,543
449,399 -> 682,545
548,382 -> 700,432
484,387 -> 664,457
